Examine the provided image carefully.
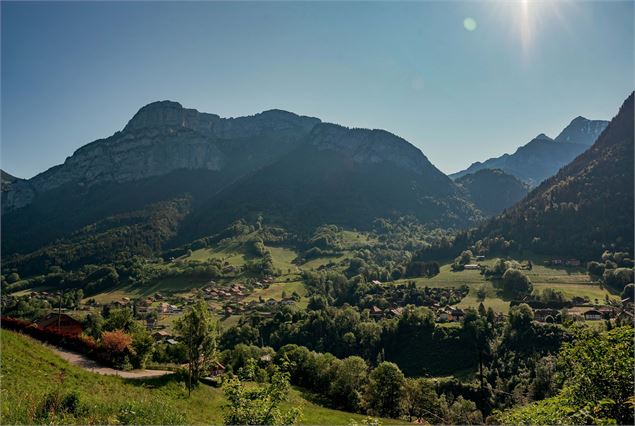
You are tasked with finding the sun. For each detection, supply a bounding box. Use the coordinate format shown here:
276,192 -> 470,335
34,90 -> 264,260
490,0 -> 571,57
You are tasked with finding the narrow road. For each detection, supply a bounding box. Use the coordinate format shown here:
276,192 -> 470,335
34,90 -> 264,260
51,346 -> 174,379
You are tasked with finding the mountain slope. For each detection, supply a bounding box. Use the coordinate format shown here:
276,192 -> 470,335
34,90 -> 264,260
2,102 -> 482,268
467,93 -> 634,259
455,169 -> 529,216
451,117 -> 608,186
178,124 -> 479,241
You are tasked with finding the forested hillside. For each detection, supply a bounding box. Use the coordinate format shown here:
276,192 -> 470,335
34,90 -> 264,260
458,93 -> 634,260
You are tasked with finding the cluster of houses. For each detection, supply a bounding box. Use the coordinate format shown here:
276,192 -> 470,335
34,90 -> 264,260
367,304 -> 467,323
533,305 -> 615,322
203,283 -> 250,301
222,297 -> 296,317
544,259 -> 581,267
369,305 -> 405,319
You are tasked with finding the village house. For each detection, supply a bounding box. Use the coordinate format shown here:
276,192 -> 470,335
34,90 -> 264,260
533,308 -> 559,322
583,309 -> 602,321
387,307 -> 404,318
464,264 -> 481,270
152,330 -> 172,341
437,306 -> 465,322
36,313 -> 84,336
371,280 -> 382,285
475,255 -> 486,261
210,361 -> 226,377
370,306 -> 384,319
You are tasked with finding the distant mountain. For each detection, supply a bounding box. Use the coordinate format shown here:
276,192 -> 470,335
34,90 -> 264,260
455,169 -> 529,217
554,116 -> 610,145
465,93 -> 633,260
0,170 -> 22,192
2,101 -> 481,269
450,117 -> 609,186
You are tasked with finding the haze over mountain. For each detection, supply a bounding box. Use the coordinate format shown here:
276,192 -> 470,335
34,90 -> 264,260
462,93 -> 634,259
1,101 -> 482,268
454,169 -> 529,217
450,117 -> 609,186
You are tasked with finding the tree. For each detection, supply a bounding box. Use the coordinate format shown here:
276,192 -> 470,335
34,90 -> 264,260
557,327 -> 634,424
330,356 -> 368,412
222,366 -> 301,425
103,308 -> 133,332
130,322 -> 154,369
175,297 -> 219,395
463,308 -> 493,393
603,268 -> 634,291
365,362 -> 405,418
620,283 -> 634,301
501,269 -> 533,295
100,330 -> 132,353
82,313 -> 104,339
6,272 -> 20,284
446,396 -> 483,425
401,378 -> 443,423
476,286 -> 487,302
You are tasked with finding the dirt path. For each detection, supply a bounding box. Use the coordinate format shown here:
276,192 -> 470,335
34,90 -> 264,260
51,346 -> 174,379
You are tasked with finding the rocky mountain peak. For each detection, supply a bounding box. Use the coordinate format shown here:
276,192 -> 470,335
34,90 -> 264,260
124,100 -> 221,133
533,133 -> 553,141
554,116 -> 609,145
307,123 -> 438,176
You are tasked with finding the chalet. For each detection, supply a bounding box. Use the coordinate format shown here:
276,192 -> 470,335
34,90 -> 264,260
36,313 -> 83,336
153,330 -> 172,341
464,264 -> 481,270
371,280 -> 382,285
210,361 -> 225,377
224,307 -> 234,316
280,299 -> 295,306
438,306 -> 465,322
437,308 -> 451,322
260,354 -> 272,363
597,307 -> 615,319
166,338 -> 179,345
583,309 -> 602,321
449,307 -> 465,321
158,302 -> 170,313
533,308 -> 559,322
370,306 -> 383,318
565,259 -> 581,266
387,307 -> 404,317
475,255 -> 486,261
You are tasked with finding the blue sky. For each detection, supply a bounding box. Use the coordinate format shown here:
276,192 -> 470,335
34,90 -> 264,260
2,1 -> 633,178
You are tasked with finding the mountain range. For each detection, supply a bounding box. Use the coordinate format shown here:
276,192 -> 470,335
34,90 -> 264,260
2,96 -> 629,272
464,93 -> 634,259
450,117 -> 609,186
1,101 -> 483,269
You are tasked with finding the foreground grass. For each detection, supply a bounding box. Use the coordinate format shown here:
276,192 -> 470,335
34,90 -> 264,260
0,330 -> 396,425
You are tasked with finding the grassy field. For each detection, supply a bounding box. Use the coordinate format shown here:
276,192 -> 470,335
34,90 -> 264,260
0,329 -> 399,425
392,257 -> 614,313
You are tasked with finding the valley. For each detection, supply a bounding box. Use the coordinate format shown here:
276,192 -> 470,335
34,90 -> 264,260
1,86 -> 633,426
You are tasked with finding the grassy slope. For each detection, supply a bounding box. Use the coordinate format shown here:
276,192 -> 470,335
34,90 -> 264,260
0,330 -> 398,425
